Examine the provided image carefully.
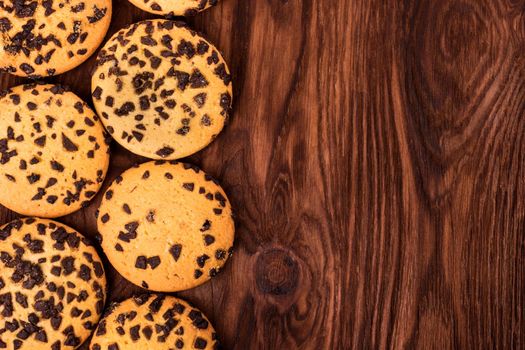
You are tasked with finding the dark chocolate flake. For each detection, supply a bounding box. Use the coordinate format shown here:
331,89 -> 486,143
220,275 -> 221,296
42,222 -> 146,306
169,244 -> 182,261
147,256 -> 161,269
135,256 -> 147,269
62,133 -> 78,152
156,147 -> 174,158
183,183 -> 195,191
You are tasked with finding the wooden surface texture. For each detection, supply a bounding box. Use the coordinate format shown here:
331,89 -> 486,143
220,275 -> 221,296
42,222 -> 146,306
1,0 -> 525,349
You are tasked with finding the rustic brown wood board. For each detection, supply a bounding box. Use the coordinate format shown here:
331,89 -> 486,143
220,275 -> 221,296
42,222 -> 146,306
1,0 -> 525,349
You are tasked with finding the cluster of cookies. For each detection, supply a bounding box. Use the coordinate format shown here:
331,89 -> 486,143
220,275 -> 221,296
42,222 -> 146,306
0,1 -> 232,349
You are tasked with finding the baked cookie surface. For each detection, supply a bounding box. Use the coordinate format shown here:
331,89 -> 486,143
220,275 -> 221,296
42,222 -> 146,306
97,161 -> 234,292
90,294 -> 219,350
0,83 -> 110,218
0,217 -> 107,350
0,0 -> 112,77
91,20 -> 232,160
127,0 -> 219,16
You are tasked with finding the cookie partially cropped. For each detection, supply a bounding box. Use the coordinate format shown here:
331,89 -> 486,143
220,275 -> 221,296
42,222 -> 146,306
0,83 -> 110,218
0,218 -> 107,350
92,20 -> 232,160
0,0 -> 112,77
97,161 -> 234,292
91,294 -> 219,350
127,0 -> 219,16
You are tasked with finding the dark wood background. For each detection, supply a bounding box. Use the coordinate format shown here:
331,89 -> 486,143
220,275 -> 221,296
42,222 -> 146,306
1,0 -> 525,348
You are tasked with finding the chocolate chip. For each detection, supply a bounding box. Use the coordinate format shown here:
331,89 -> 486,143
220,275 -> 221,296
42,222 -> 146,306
135,256 -> 147,269
141,36 -> 157,46
27,173 -> 40,184
169,244 -> 182,261
50,160 -> 64,172
189,309 -> 209,329
147,256 -> 161,269
35,329 -> 47,342
61,256 -> 75,275
62,133 -> 78,151
148,294 -> 165,313
92,87 -> 103,99
204,235 -> 215,246
123,204 -> 132,214
173,70 -> 190,91
193,92 -> 207,107
189,69 -> 209,88
142,325 -> 153,339
20,63 -> 35,75
115,101 -> 135,116
156,147 -> 174,158
78,264 -> 91,281
88,6 -> 107,23
200,220 -> 211,232
214,63 -> 232,85
183,183 -> 194,191
197,40 -> 210,55
215,249 -> 226,260
194,337 -> 208,348
130,325 -> 140,341
197,254 -> 210,268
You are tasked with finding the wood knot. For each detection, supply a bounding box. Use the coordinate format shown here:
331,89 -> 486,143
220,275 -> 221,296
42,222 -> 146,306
255,249 -> 299,295
438,2 -> 487,61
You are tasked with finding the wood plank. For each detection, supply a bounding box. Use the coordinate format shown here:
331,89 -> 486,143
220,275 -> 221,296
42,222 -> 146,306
0,0 -> 524,348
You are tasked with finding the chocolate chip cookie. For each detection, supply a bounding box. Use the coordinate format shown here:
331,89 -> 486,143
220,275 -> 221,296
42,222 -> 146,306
0,83 -> 110,218
91,20 -> 232,160
90,294 -> 219,350
0,0 -> 112,77
97,161 -> 234,292
127,0 -> 219,16
0,217 -> 107,350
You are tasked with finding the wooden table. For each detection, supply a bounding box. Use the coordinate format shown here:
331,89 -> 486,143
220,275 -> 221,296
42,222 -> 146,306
1,0 -> 524,348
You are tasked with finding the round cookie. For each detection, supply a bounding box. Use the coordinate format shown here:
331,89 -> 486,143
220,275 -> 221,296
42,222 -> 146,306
91,20 -> 233,160
90,294 -> 219,350
0,83 -> 110,218
0,0 -> 112,77
0,217 -> 107,350
127,0 -> 219,16
97,161 -> 234,292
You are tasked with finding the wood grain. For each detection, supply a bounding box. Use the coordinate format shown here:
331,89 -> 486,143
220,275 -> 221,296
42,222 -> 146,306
1,0 -> 525,348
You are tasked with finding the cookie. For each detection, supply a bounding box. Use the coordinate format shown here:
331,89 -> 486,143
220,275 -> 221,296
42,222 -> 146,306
91,294 -> 219,350
0,0 -> 112,77
97,161 -> 234,292
0,217 -> 107,350
91,20 -> 233,160
127,0 -> 219,16
0,83 -> 110,218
